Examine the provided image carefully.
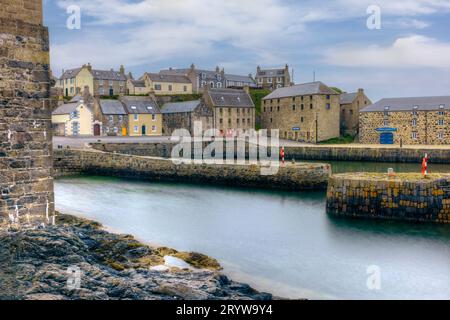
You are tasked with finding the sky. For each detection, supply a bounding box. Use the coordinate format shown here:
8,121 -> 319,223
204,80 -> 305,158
43,0 -> 450,101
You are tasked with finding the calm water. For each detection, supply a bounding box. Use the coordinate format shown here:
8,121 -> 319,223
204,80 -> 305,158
55,169 -> 450,300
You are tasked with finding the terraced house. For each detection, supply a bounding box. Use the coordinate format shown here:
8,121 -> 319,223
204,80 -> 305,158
359,96 -> 450,145
140,73 -> 193,95
261,82 -> 340,143
203,87 -> 256,136
60,63 -> 127,97
160,64 -> 256,93
52,100 -> 94,137
92,99 -> 128,136
255,65 -> 291,90
121,96 -> 162,136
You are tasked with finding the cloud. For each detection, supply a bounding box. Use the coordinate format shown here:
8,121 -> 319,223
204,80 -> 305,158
323,35 -> 450,68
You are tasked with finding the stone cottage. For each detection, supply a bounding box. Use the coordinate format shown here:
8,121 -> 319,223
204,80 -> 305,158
203,86 -> 256,136
261,82 -> 340,143
359,96 -> 450,145
161,100 -> 214,136
92,99 -> 129,136
255,65 -> 291,90
121,96 -> 162,136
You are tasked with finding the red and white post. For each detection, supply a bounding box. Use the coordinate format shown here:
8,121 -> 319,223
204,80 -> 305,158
422,153 -> 429,178
280,147 -> 285,165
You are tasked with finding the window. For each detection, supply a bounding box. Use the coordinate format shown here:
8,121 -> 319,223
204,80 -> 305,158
301,117 -> 304,123
99,80 -> 104,86
326,95 -> 330,100
277,77 -> 282,83
263,107 -> 266,112
70,110 -> 79,119
293,97 -> 296,102
228,118 -> 231,125
99,87 -> 104,95
201,81 -> 207,87
183,86 -> 187,92
438,111 -> 445,116
301,104 -> 304,110
277,106 -> 280,112
438,132 -> 444,139
412,111 -> 418,116
438,119 -> 445,125
310,104 -> 313,110
267,78 -> 272,83
168,85 -> 173,91
108,115 -> 113,122
216,82 -> 222,88
220,108 -> 223,114
237,119 -> 240,124
217,74 -> 222,81
412,132 -> 418,140
154,84 -> 162,90
258,78 -> 263,84
237,109 -> 240,115
220,119 -> 223,124
134,126 -> 139,133
152,126 -> 157,132
201,73 -> 206,79
210,82 -> 215,88
118,115 -> 123,122
270,107 -> 273,112
270,118 -> 273,123
412,119 -> 417,126
134,114 -> 139,121
113,127 -> 118,133
292,105 -> 296,111
326,103 -> 331,110
384,119 -> 389,126
152,114 -> 156,121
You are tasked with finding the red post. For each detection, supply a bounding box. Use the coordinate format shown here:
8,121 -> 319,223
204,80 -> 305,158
422,153 -> 429,178
280,147 -> 285,165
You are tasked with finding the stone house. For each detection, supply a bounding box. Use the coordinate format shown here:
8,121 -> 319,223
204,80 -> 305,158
161,100 -> 214,136
127,79 -> 147,95
139,73 -> 193,95
92,99 -> 129,136
52,101 -> 94,136
203,87 -> 256,136
160,64 -> 256,93
121,96 -> 162,136
261,82 -> 340,143
255,65 -> 291,90
1,0 -> 54,224
60,64 -> 127,97
359,96 -> 450,145
340,89 -> 372,135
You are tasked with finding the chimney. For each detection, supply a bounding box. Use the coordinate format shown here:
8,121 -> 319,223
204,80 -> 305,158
87,63 -> 92,72
120,65 -> 125,75
243,85 -> 250,94
190,63 -> 195,71
358,88 -> 364,94
82,86 -> 91,103
216,66 -> 220,73
257,66 -> 261,73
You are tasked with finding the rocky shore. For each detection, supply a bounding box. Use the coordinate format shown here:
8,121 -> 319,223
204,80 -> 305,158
0,214 -> 272,300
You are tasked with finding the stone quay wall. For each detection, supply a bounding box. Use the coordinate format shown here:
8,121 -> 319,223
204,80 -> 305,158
89,143 -> 450,164
327,173 -> 450,224
53,150 -> 331,191
0,0 -> 54,225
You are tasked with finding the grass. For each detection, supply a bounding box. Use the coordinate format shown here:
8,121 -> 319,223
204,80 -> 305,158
319,134 -> 355,144
249,88 -> 271,116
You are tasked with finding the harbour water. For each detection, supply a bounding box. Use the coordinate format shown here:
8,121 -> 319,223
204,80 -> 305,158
55,161 -> 450,300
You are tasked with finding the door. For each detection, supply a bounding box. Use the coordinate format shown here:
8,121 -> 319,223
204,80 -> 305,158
94,124 -> 101,136
122,127 -> 127,136
109,88 -> 114,96
142,125 -> 146,135
380,132 -> 394,145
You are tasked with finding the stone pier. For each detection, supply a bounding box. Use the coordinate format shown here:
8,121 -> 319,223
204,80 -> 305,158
0,0 -> 54,225
327,173 -> 450,224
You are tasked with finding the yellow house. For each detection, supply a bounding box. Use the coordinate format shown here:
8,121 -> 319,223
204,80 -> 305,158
127,79 -> 149,95
141,73 -> 193,95
60,63 -> 127,97
121,96 -> 162,136
52,101 -> 94,136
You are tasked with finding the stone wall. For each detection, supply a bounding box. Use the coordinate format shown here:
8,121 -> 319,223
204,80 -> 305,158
53,150 -> 331,191
327,173 -> 450,224
89,142 -> 450,164
0,0 -> 54,225
360,110 -> 449,145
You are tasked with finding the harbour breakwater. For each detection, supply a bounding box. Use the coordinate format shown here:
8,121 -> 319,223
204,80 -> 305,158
326,173 -> 450,224
89,142 -> 450,164
53,149 -> 331,191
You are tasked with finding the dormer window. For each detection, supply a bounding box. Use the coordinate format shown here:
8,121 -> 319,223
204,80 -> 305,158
147,106 -> 153,110
216,74 -> 221,81
439,104 -> 445,109
131,106 -> 137,110
201,73 -> 206,79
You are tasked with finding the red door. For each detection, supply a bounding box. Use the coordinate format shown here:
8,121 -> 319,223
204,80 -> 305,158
94,124 -> 101,136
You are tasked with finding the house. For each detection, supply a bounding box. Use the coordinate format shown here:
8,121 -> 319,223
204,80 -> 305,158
60,63 -> 127,97
121,96 -> 162,136
92,99 -> 128,136
52,100 -> 94,136
127,79 -> 148,95
359,96 -> 449,145
140,73 -> 193,95
203,86 -> 256,136
340,89 -> 372,135
160,64 -> 256,93
255,65 -> 291,90
261,81 -> 340,143
161,100 -> 214,136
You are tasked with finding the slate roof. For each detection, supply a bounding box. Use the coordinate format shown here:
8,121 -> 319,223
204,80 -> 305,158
263,82 -> 338,100
60,67 -> 126,81
52,102 -> 82,115
161,100 -> 201,114
144,73 -> 191,84
256,68 -> 286,78
99,100 -> 127,115
225,74 -> 256,86
121,96 -> 161,114
208,89 -> 254,108
340,92 -> 358,104
361,96 -> 450,112
129,79 -> 146,88
70,94 -> 83,103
